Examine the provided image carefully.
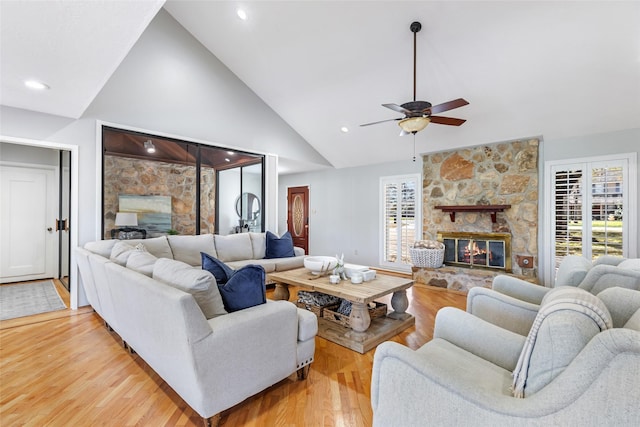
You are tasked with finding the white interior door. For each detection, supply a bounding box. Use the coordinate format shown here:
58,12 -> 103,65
0,164 -> 57,283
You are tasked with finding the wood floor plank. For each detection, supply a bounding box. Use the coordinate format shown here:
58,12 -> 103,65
0,282 -> 465,426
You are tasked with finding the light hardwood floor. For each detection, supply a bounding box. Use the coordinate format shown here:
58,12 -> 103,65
0,281 -> 466,426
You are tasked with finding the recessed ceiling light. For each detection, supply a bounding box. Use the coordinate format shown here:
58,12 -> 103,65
144,140 -> 156,154
340,126 -> 349,133
24,80 -> 49,90
237,9 -> 247,20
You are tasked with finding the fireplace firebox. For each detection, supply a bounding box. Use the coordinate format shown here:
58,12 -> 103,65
437,232 -> 512,272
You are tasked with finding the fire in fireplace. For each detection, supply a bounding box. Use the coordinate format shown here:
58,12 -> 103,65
437,232 -> 512,272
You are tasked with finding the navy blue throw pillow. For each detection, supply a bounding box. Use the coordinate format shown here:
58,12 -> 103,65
217,265 -> 266,312
201,252 -> 236,285
265,231 -> 295,259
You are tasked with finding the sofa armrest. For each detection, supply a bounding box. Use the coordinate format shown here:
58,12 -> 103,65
597,287 -> 640,327
593,255 -> 626,267
296,307 -> 318,341
492,275 -> 550,304
193,300 -> 300,415
371,328 -> 640,426
467,287 -> 540,335
579,264 -> 640,294
294,246 -> 305,256
433,307 -> 525,371
555,255 -> 592,286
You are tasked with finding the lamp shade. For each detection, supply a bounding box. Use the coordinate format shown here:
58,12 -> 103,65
398,116 -> 430,133
115,212 -> 138,227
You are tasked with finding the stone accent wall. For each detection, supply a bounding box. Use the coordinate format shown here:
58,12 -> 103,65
104,156 -> 216,238
419,139 -> 540,289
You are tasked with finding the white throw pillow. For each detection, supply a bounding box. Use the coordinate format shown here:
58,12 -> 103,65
126,250 -> 158,276
110,242 -> 140,266
152,258 -> 227,319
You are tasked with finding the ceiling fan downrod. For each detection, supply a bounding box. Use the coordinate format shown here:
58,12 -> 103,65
410,21 -> 421,102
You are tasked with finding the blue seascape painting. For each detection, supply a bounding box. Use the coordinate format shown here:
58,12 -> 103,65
119,195 -> 172,236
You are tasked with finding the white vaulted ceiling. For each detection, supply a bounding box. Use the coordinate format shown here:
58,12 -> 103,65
2,1 -> 639,171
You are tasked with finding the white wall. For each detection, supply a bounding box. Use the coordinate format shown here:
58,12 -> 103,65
218,168 -> 241,234
0,142 -> 59,165
278,158 -> 423,267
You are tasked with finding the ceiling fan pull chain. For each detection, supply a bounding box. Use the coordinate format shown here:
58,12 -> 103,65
413,134 -> 416,162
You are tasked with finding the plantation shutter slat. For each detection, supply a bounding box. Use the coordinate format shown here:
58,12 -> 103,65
551,160 -> 627,278
381,175 -> 420,269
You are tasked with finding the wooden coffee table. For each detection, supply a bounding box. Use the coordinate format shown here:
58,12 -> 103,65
269,268 -> 415,353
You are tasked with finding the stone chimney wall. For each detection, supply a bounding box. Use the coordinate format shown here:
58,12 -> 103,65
421,138 -> 539,277
103,155 -> 216,238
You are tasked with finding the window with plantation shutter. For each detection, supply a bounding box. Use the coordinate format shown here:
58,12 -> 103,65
544,153 -> 637,285
380,174 -> 421,271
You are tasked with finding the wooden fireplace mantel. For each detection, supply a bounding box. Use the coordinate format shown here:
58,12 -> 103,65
435,205 -> 511,223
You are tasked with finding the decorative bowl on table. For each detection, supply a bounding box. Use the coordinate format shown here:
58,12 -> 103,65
304,256 -> 338,275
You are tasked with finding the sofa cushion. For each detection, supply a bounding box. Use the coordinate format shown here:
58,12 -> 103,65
168,234 -> 217,266
84,239 -> 117,258
512,287 -> 612,397
217,265 -> 266,312
126,250 -> 158,276
227,259 -> 276,273
214,233 -> 253,262
201,252 -> 236,284
273,256 -> 305,271
125,236 -> 174,259
110,241 -> 143,266
249,232 -> 267,259
152,258 -> 227,319
265,231 -> 295,259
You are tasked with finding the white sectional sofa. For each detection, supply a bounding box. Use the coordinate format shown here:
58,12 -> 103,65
83,232 -> 306,280
75,232 -> 316,427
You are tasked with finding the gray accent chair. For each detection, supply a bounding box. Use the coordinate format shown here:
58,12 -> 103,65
467,255 -> 640,335
371,287 -> 640,426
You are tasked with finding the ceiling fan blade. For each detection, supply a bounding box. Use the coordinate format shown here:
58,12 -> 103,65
427,98 -> 469,115
430,116 -> 466,126
360,117 -> 402,127
383,103 -> 412,114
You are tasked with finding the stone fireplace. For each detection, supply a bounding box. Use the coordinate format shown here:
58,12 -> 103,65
413,138 -> 540,292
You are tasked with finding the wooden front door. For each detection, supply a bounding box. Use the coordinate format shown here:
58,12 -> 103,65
287,186 -> 309,254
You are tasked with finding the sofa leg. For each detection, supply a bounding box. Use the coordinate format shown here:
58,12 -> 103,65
297,365 -> 310,380
203,413 -> 221,427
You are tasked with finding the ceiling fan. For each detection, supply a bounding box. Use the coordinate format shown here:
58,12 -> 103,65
361,21 -> 469,136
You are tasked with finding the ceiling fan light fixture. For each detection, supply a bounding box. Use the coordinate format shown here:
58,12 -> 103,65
398,117 -> 430,133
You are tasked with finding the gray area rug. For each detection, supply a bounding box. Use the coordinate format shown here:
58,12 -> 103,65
0,280 -> 67,321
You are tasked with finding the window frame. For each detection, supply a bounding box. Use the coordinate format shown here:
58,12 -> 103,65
543,153 -> 637,285
379,173 -> 422,272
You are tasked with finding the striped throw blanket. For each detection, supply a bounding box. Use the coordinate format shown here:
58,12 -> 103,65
512,287 -> 612,398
